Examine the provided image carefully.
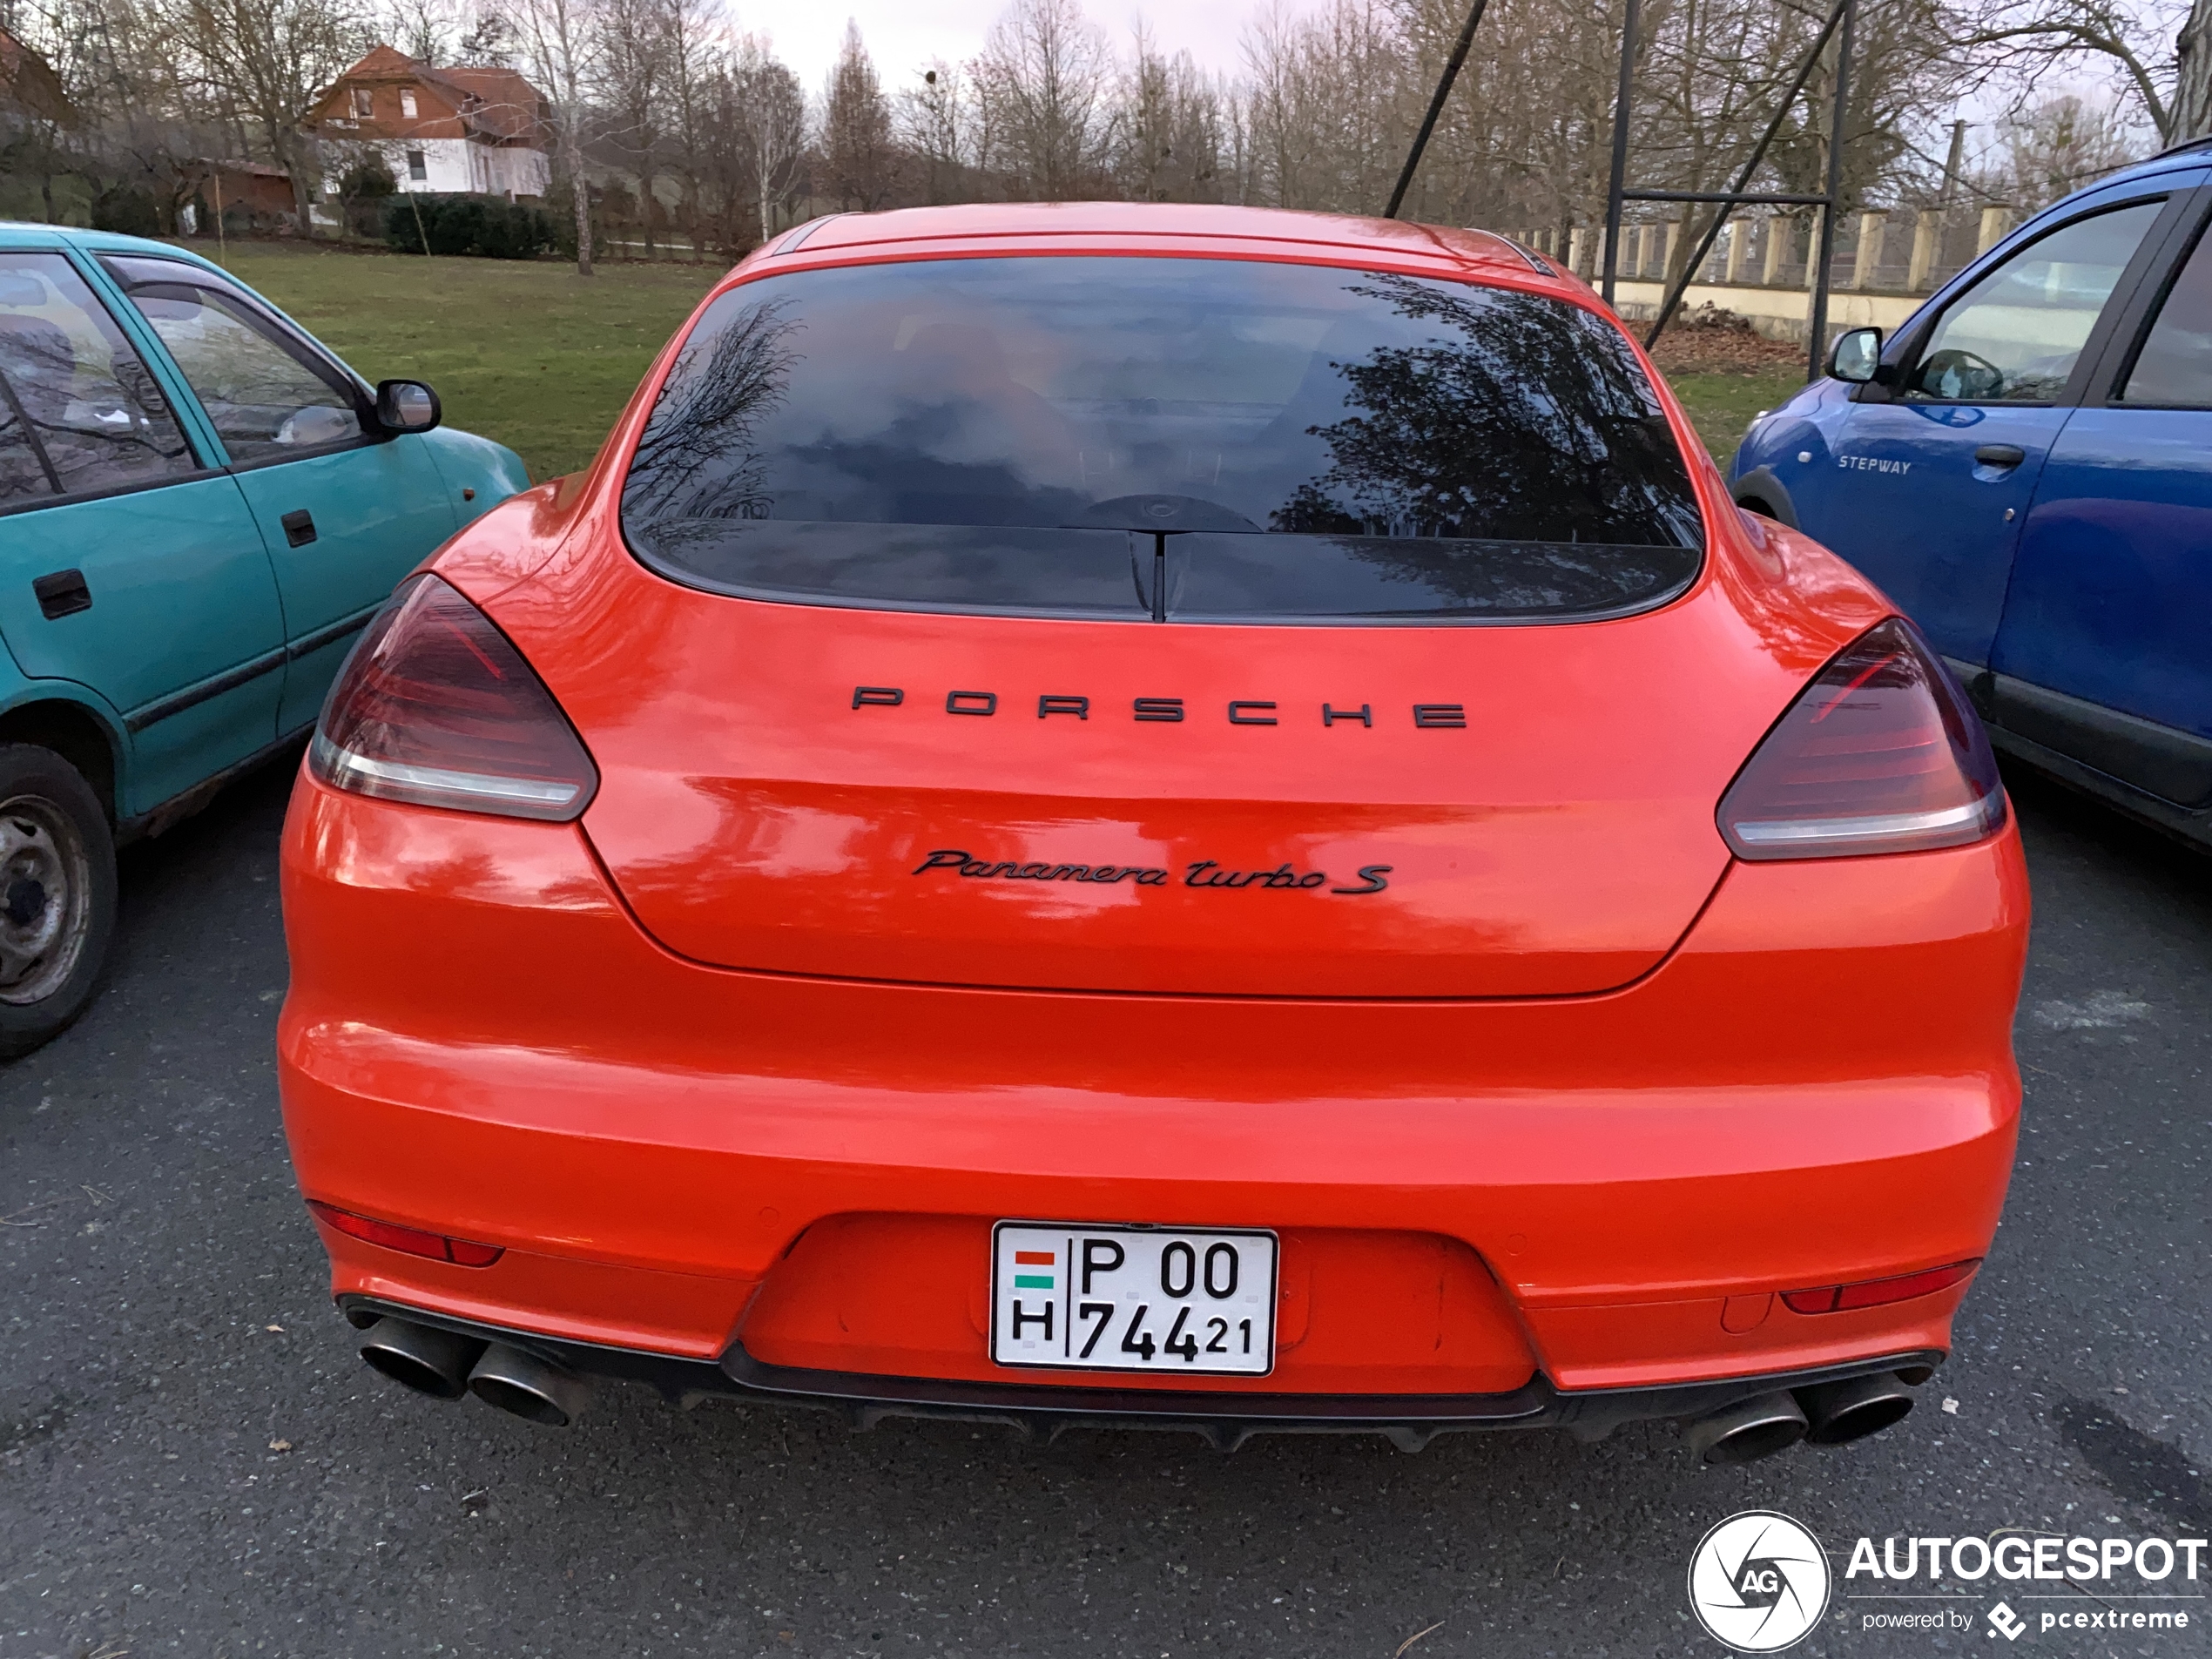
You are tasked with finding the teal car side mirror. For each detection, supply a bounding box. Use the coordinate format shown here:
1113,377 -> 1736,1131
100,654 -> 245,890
376,380 -> 442,434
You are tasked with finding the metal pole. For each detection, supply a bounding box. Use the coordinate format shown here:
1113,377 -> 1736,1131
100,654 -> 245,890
1601,0 -> 1640,305
1384,0 -> 1494,219
1805,0 -> 1854,381
1640,0 -> 1851,347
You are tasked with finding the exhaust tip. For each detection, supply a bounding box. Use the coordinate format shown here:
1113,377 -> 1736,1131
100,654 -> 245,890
469,1344 -> 593,1427
1797,1373 -> 1915,1447
359,1317 -> 485,1400
1686,1391 -> 1809,1466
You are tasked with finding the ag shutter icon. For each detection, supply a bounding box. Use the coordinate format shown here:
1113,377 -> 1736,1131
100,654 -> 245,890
1686,1511 -> 1832,1653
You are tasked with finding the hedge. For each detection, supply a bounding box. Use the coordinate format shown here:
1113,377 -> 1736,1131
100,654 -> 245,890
384,193 -> 557,260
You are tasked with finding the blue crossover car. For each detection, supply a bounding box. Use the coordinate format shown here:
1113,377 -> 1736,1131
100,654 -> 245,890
1731,143 -> 2212,852
0,226 -> 529,1055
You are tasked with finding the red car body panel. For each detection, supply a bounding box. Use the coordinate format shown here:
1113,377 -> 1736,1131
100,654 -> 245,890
279,203 -> 2029,1424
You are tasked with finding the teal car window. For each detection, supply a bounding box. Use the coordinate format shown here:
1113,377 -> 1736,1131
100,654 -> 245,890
1906,201 -> 2163,402
0,253 -> 196,506
130,287 -> 360,463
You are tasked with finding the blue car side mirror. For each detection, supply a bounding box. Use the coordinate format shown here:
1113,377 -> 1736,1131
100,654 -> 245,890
1828,327 -> 1883,383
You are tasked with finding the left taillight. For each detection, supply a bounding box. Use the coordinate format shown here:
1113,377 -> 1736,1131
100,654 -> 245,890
308,575 -> 597,821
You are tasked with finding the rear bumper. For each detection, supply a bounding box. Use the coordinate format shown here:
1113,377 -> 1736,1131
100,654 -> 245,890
279,771 -> 2029,1408
338,1293 -> 1945,1451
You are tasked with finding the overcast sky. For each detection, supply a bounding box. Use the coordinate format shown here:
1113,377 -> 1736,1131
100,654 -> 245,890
764,1 -> 1279,99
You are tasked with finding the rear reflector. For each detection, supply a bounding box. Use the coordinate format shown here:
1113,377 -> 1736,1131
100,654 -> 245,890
307,1201 -> 504,1267
1718,617 -> 2004,859
1781,1259 -> 1979,1314
308,575 -> 597,821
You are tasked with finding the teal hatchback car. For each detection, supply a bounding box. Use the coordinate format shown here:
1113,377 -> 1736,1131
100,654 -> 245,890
0,226 -> 529,1055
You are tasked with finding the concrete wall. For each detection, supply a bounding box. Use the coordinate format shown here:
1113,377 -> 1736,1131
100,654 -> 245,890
1607,279 -> 1927,347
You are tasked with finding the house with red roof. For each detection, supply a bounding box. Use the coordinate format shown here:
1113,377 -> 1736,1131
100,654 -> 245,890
306,44 -> 550,200
0,24 -> 76,128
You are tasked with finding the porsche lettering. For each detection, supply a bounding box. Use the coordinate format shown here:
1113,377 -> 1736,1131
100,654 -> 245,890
853,686 -> 1466,727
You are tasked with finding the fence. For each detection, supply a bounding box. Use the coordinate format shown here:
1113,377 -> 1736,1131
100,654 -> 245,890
1505,205 -> 2018,343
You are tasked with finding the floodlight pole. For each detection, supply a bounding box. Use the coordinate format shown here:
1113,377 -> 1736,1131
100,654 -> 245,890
1804,0 -> 1857,382
1638,0 -> 1852,348
1384,0 -> 1494,219
1601,0 -> 1640,306
1602,0 -> 1857,379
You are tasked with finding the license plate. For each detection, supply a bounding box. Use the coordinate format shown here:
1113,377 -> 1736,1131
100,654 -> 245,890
990,1222 -> 1278,1376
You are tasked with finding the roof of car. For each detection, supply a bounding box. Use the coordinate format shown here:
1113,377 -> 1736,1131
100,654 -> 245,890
765,201 -> 1560,287
2070,141 -> 2212,193
0,223 -> 231,268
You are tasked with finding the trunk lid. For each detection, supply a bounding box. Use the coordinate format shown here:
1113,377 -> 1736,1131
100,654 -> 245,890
552,574 -> 1797,1000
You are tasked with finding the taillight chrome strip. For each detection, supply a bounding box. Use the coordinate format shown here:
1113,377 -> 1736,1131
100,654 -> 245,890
1730,799 -> 1993,849
311,732 -> 584,813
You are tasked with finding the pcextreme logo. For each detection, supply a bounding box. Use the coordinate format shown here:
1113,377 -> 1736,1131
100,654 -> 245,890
1688,1511 -> 1832,1653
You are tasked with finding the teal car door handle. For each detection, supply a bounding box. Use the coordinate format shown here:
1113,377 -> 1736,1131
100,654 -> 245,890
32,570 -> 91,619
1973,443 -> 2026,469
280,509 -> 317,547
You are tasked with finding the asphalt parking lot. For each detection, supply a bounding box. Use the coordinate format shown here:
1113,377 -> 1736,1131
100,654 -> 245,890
0,751 -> 2204,1659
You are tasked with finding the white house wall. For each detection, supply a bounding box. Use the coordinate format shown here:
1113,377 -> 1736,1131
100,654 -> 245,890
324,138 -> 552,201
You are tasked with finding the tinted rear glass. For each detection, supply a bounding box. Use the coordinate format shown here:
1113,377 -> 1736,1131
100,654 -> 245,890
622,257 -> 1703,623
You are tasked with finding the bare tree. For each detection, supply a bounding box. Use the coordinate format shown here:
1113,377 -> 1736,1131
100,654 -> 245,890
972,0 -> 1115,199
1978,89 -> 2141,207
381,0 -> 449,64
1958,0 -> 2175,139
657,0 -> 721,253
162,0 -> 368,231
819,18 -> 894,209
594,0 -> 667,252
453,6 -> 516,64
732,30 -> 802,240
1113,24 -> 1226,201
894,59 -> 968,202
510,0 -> 596,271
2178,0 -> 2212,139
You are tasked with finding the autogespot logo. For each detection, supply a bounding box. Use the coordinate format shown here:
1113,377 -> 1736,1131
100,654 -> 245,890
1688,1511 -> 1834,1653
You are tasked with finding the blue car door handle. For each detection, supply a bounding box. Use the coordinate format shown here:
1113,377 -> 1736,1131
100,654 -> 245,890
1974,443 -> 2027,469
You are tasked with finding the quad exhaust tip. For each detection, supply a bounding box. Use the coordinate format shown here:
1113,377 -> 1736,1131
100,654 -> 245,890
1685,1372 -> 1918,1464
1687,1391 -> 1808,1466
468,1344 -> 594,1427
1797,1372 -> 1915,1446
358,1317 -> 484,1400
356,1318 -> 593,1426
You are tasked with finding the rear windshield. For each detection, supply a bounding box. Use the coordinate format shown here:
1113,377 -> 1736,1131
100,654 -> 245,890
621,256 -> 1703,624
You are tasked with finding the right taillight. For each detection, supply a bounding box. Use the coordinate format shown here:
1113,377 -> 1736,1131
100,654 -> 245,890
308,574 -> 597,821
1718,617 -> 2005,860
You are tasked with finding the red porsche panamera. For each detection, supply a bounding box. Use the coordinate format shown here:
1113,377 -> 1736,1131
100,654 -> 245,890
277,203 -> 2027,1464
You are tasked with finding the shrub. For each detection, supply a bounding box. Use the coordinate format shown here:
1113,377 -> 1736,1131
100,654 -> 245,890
384,192 -> 556,260
91,186 -> 161,238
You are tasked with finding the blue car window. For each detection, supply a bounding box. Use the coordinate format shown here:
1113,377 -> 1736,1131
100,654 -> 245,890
1907,201 -> 2164,402
128,287 -> 361,464
0,253 -> 196,507
2121,224 -> 2212,404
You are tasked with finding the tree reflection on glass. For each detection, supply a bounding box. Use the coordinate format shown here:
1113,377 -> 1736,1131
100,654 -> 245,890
1271,275 -> 1702,547
624,297 -> 802,525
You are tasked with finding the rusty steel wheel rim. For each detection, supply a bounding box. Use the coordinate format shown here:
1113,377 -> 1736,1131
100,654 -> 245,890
0,792 -> 92,1007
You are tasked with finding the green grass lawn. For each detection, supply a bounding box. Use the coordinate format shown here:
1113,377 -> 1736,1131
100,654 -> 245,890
196,242 -> 724,481
1666,367 -> 1809,467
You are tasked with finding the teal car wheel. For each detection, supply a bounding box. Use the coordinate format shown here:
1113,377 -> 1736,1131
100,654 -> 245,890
0,745 -> 115,1058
